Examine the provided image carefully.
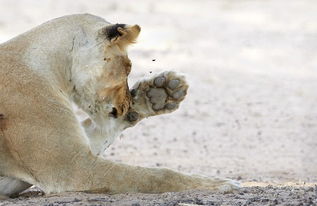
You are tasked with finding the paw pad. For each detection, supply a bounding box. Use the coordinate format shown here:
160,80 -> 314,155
165,103 -> 177,110
147,88 -> 167,111
154,76 -> 166,87
172,90 -> 186,99
167,79 -> 180,89
147,73 -> 188,112
130,71 -> 188,118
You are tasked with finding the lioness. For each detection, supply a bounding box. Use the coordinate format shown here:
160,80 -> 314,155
0,14 -> 238,198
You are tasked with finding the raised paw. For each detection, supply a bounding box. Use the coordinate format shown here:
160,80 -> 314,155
125,71 -> 188,123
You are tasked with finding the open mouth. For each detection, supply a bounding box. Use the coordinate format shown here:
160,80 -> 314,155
109,107 -> 118,118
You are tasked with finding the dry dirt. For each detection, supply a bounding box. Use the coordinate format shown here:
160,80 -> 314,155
0,0 -> 317,205
0,186 -> 316,206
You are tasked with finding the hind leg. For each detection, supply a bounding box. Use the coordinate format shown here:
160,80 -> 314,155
2,101 -> 239,194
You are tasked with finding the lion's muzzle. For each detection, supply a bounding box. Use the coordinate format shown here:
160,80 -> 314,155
98,83 -> 132,118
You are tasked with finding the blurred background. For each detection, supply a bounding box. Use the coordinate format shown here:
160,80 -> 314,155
0,0 -> 316,185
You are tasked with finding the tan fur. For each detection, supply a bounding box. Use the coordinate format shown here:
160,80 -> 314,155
97,27 -> 137,116
0,14 -> 238,196
114,25 -> 141,50
97,55 -> 132,116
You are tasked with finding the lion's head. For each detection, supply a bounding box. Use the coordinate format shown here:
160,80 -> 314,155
72,23 -> 140,118
97,24 -> 140,117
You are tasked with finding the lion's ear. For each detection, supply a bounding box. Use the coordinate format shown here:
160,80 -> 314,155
102,24 -> 141,50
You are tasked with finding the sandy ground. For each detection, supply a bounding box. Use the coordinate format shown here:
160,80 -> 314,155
0,0 -> 317,205
0,186 -> 316,206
